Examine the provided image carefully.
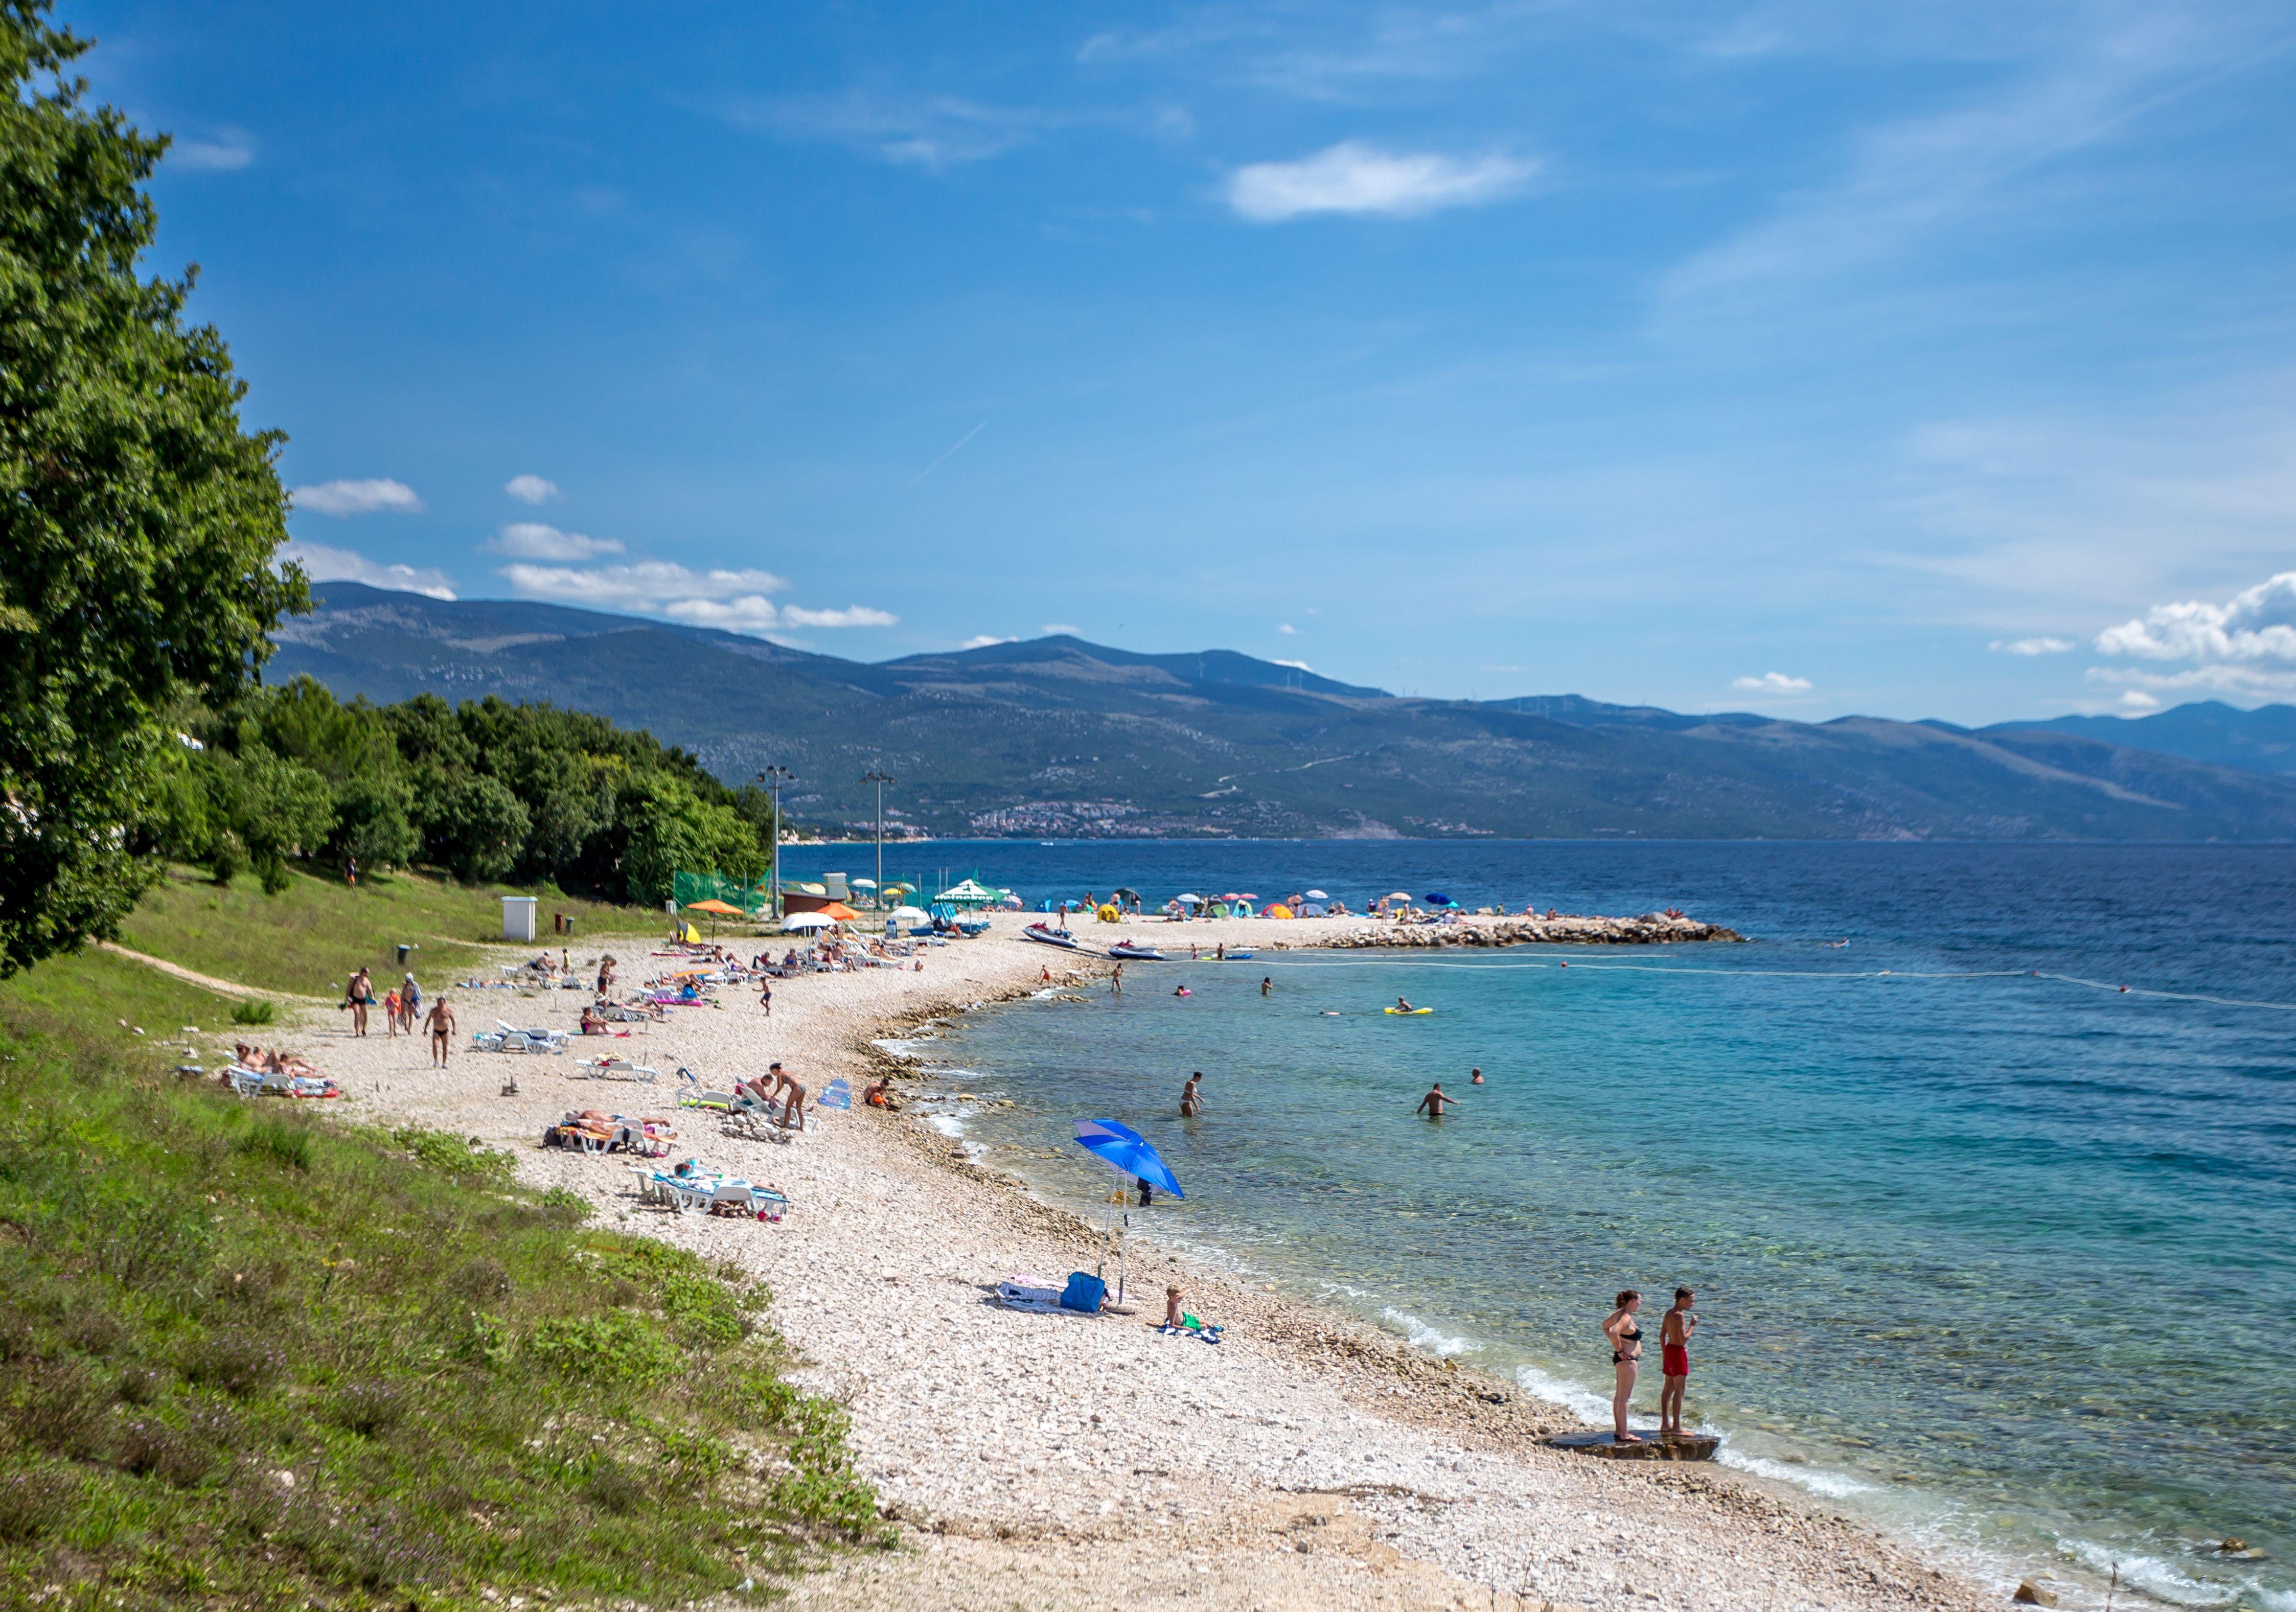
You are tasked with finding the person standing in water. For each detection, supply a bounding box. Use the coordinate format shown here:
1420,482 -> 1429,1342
1180,1072 -> 1204,1116
1470,1066 -> 1484,1085
1604,1289 -> 1645,1443
1111,963 -> 1123,996
1659,1287 -> 1697,1435
1260,976 -> 1272,996
1414,1082 -> 1461,1118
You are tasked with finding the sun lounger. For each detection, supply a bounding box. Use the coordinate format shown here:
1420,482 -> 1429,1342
224,1065 -> 265,1098
574,1056 -> 659,1083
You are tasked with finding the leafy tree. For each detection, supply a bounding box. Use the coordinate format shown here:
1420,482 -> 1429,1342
616,775 -> 752,906
0,4 -> 302,973
209,747 -> 332,893
428,774 -> 531,884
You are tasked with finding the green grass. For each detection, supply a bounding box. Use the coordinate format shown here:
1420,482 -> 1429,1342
115,866 -> 674,998
0,945 -> 886,1609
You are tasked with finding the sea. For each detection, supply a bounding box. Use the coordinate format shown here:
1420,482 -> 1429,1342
784,840 -> 2296,1610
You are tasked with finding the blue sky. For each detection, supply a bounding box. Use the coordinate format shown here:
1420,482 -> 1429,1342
81,0 -> 2296,722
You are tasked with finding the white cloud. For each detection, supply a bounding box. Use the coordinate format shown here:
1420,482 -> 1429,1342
1732,672 -> 1814,693
1227,142 -> 1536,222
500,561 -> 790,607
1278,623 -> 1299,635
488,522 -> 625,561
1274,658 -> 1315,673
2095,571 -> 2296,663
960,634 -> 1017,650
174,130 -> 255,171
504,474 -> 560,505
284,542 -> 455,601
779,604 -> 900,629
1042,623 -> 1082,636
724,91 -> 1044,169
1990,636 -> 2075,655
500,559 -> 891,636
292,478 -> 424,517
2120,689 -> 2161,710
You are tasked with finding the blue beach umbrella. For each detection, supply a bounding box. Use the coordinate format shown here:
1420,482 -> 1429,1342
1073,1118 -> 1185,1198
1424,891 -> 1455,907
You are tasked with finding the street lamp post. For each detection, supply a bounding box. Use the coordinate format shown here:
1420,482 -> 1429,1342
861,771 -> 894,910
755,767 -> 794,919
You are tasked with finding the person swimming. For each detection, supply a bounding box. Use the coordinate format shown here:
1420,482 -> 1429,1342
1174,984 -> 1191,997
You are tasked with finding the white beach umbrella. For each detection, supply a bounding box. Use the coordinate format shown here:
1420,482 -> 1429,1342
849,878 -> 877,889
782,912 -> 835,932
1304,889 -> 1329,900
890,905 -> 930,923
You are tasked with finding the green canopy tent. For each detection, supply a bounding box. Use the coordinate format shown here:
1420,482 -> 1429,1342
934,878 -> 999,909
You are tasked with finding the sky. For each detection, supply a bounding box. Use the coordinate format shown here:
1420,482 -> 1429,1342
76,0 -> 2296,723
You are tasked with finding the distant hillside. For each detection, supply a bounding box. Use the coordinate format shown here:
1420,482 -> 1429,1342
269,584 -> 2296,841
1984,702 -> 2296,777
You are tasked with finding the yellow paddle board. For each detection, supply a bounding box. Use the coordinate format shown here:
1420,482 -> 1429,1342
1384,1006 -> 1433,1016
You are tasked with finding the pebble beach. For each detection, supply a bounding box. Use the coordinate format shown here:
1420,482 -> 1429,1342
268,914 -> 1997,1612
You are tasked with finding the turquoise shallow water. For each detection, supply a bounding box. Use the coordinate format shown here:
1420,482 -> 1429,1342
795,842 -> 2296,1609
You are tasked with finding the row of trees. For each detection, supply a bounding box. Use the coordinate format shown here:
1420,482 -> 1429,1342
153,678 -> 775,903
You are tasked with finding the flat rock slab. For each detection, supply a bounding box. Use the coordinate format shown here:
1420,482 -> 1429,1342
1547,1430 -> 1720,1462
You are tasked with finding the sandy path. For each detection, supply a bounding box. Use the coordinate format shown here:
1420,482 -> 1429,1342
275,915 -> 1995,1612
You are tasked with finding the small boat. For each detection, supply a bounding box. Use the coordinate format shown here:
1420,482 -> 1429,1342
1224,948 -> 1255,960
1023,923 -> 1082,950
1107,941 -> 1165,960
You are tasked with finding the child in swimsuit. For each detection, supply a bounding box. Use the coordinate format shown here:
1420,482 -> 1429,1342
1660,1287 -> 1697,1435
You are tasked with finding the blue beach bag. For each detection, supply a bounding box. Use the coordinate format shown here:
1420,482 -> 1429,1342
1058,1272 -> 1106,1313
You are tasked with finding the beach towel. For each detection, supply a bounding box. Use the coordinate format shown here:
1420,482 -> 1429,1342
995,1275 -> 1066,1312
1059,1272 -> 1107,1314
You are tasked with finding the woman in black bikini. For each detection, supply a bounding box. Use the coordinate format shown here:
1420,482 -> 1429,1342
1603,1288 -> 1644,1443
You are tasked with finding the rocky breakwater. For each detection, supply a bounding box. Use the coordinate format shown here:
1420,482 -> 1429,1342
1313,913 -> 1743,949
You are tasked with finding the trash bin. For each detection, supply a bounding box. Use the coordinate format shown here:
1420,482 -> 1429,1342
562,916 -> 576,938
395,943 -> 413,966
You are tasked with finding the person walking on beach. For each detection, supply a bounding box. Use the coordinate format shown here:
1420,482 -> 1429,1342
343,968 -> 373,1037
423,995 -> 456,1067
1415,1082 -> 1461,1119
759,980 -> 772,1017
596,954 -> 617,995
1180,1072 -> 1204,1117
1260,976 -> 1272,996
1660,1287 -> 1697,1436
779,1069 -> 808,1131
1604,1289 -> 1645,1443
400,973 -> 422,1035
381,987 -> 401,1038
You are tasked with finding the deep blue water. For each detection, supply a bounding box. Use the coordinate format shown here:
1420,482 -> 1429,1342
787,841 -> 2296,1609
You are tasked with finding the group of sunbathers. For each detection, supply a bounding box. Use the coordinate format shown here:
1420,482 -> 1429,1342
232,1043 -> 318,1076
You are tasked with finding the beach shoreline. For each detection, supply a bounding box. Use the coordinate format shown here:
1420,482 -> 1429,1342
273,914 -> 1996,1612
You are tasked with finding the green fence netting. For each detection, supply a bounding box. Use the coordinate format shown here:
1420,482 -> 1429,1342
672,870 -> 771,914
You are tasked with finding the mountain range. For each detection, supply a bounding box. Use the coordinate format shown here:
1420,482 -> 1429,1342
269,582 -> 2296,841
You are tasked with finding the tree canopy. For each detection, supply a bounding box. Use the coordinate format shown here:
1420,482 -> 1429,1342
163,679 -> 773,905
0,2 -> 304,974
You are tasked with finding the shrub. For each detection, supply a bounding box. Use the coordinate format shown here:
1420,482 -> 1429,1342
180,1332 -> 284,1397
229,999 -> 275,1026
325,1381 -> 403,1437
234,1118 -> 311,1171
392,1127 -> 513,1185
525,1312 -> 678,1388
116,1414 -> 226,1487
116,1365 -> 165,1406
15,1361 -> 110,1459
446,1257 -> 514,1302
581,1459 -> 647,1515
537,1185 -> 591,1222
0,1470 -> 69,1542
659,1269 -> 745,1347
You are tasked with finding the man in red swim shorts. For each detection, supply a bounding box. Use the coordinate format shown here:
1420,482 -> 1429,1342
1659,1286 -> 1697,1436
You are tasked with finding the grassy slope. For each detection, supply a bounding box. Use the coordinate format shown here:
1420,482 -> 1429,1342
116,867 -> 674,1000
0,904 -> 882,1609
